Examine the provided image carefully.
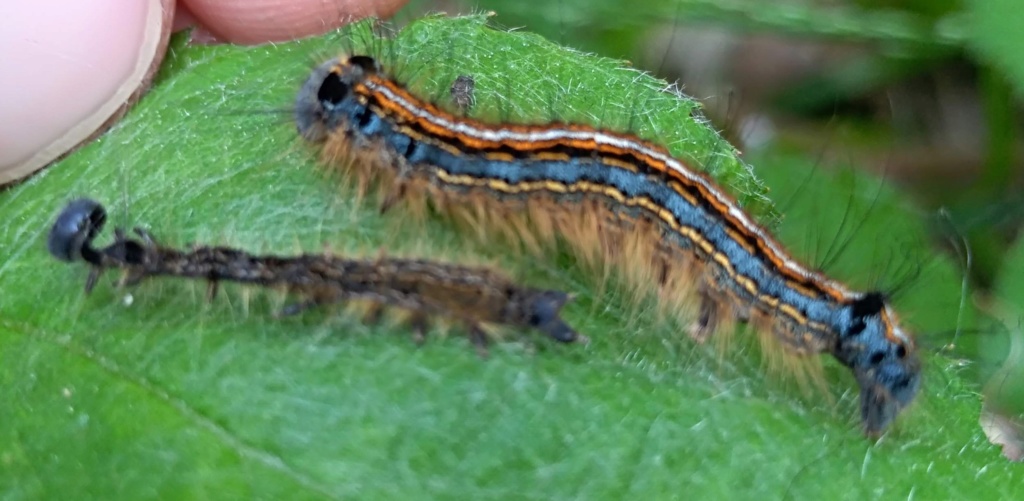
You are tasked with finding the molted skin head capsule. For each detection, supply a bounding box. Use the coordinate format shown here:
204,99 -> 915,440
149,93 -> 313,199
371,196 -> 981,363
48,198 -> 107,262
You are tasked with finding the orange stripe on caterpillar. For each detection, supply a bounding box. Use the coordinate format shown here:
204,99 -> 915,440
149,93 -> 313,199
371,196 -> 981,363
295,54 -> 919,435
48,198 -> 585,354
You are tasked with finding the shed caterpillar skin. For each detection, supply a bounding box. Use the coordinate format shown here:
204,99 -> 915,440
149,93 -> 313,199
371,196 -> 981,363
48,198 -> 584,352
294,54 -> 921,435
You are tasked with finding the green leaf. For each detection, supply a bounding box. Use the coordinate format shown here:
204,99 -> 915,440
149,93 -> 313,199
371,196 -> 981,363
0,14 -> 1016,500
969,0 -> 1024,96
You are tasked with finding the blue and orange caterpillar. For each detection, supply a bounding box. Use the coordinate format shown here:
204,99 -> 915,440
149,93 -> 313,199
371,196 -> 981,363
293,51 -> 921,435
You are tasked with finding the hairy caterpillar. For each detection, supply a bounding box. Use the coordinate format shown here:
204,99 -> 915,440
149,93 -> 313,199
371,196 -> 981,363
293,50 -> 920,435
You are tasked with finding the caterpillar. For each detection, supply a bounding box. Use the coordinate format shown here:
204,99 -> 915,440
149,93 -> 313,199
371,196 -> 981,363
47,198 -> 584,352
293,52 -> 921,435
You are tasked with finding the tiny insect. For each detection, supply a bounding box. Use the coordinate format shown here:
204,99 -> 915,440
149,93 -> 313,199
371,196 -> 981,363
449,74 -> 476,114
48,198 -> 585,353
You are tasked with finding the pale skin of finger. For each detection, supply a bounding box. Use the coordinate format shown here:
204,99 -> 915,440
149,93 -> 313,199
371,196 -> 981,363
0,0 -> 173,185
182,0 -> 407,44
0,0 -> 407,186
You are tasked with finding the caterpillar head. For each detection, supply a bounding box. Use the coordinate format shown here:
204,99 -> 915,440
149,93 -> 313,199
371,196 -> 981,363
295,55 -> 381,143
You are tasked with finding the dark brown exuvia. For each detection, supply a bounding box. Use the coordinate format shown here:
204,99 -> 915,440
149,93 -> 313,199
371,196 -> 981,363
47,198 -> 584,352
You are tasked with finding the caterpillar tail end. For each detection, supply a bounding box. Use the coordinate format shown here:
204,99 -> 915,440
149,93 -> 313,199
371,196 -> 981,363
528,290 -> 587,345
